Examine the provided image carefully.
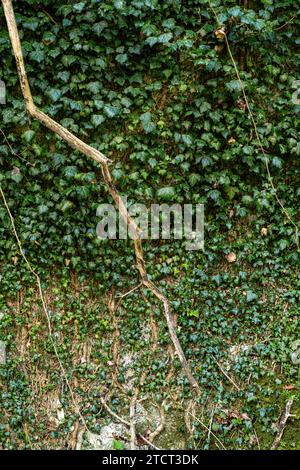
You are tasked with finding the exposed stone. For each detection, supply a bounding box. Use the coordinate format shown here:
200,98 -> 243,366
290,340 -> 300,365
135,403 -> 161,434
85,423 -> 128,450
121,352 -> 137,391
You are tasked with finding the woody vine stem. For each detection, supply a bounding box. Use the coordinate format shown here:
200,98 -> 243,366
1,0 -> 201,397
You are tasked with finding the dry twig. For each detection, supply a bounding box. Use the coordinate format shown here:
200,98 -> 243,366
271,397 -> 294,450
100,397 -> 160,450
212,355 -> 241,391
187,411 -> 227,451
148,401 -> 166,442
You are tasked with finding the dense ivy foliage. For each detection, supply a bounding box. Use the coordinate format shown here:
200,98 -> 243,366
0,0 -> 299,271
0,0 -> 299,450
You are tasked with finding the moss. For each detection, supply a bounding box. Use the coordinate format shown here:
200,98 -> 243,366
154,409 -> 187,450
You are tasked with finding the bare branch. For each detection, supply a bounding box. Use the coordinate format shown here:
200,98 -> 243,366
1,0 -> 109,165
1,0 -> 200,395
271,397 -> 294,450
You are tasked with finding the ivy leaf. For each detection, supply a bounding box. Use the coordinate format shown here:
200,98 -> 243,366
10,168 -> 22,183
116,53 -> 128,64
201,156 -> 213,168
246,290 -> 257,303
92,22 -> 107,36
208,190 -> 221,202
64,166 -> 77,178
87,81 -> 101,94
29,49 -> 45,63
291,142 -> 300,156
23,19 -> 39,31
148,158 -> 157,168
182,134 -> 193,146
279,239 -> 289,250
95,58 -> 106,69
104,105 -> 120,118
112,440 -> 124,450
140,112 -> 156,133
226,80 -> 242,93
162,18 -> 176,29
189,173 -> 200,186
200,102 -> 211,113
228,6 -> 242,17
43,31 -> 56,43
145,36 -> 158,46
61,55 -> 77,67
158,33 -> 173,44
272,157 -> 282,168
112,168 -> 123,180
47,88 -> 62,102
22,130 -> 35,143
60,200 -> 73,212
157,187 -> 176,201
57,71 -> 70,82
73,2 -> 85,12
91,114 -> 105,126
38,204 -> 48,214
114,0 -> 124,9
121,97 -> 132,108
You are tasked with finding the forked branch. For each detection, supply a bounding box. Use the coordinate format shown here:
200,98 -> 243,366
1,0 -> 200,394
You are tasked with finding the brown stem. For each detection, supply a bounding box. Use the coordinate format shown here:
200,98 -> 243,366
271,397 -> 294,450
1,0 -> 200,395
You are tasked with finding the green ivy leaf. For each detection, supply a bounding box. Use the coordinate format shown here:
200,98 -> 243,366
91,114 -> 105,126
29,50 -> 45,63
104,105 -> 120,118
246,290 -> 257,303
47,88 -> 62,102
145,36 -> 158,46
87,82 -> 101,94
112,440 -> 124,450
22,130 -> 35,143
272,157 -> 282,168
116,53 -> 128,64
140,112 -> 156,133
157,186 -> 176,201
226,80 -> 242,93
158,33 -> 173,44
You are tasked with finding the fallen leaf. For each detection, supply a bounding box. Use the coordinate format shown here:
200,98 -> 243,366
221,408 -> 250,421
226,252 -> 237,263
236,98 -> 246,110
214,27 -> 226,40
261,227 -> 268,236
283,384 -> 296,390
